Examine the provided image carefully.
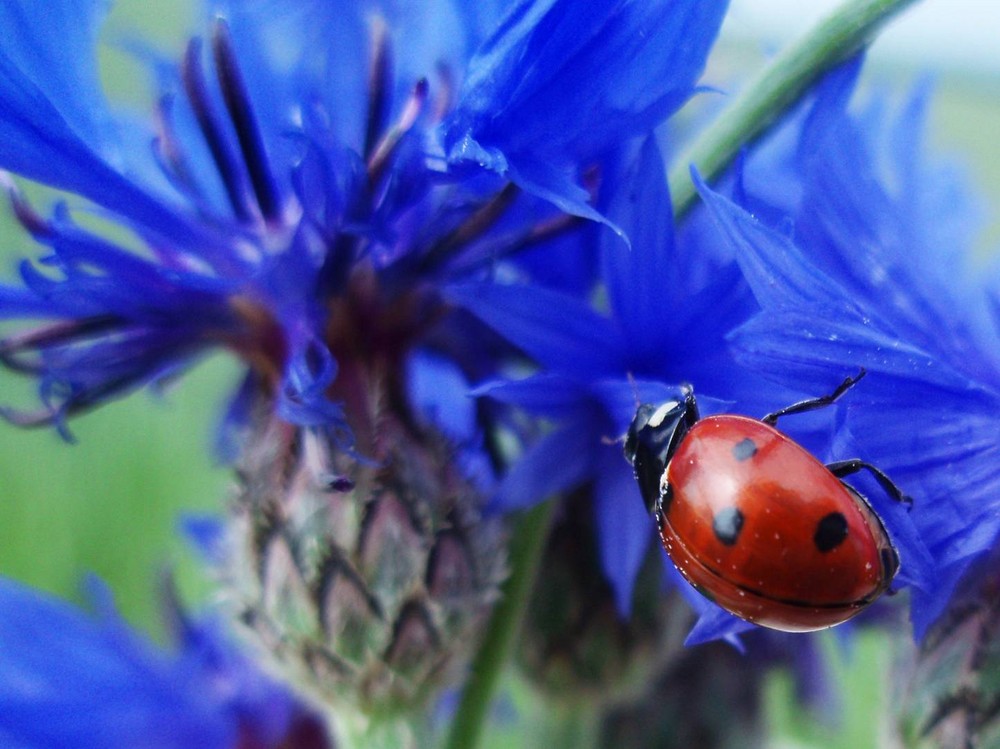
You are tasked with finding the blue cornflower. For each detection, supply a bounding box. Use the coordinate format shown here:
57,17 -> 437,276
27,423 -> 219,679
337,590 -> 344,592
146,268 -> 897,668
450,134 -> 793,643
697,58 -> 982,638
0,0 -> 730,458
0,575 -> 329,749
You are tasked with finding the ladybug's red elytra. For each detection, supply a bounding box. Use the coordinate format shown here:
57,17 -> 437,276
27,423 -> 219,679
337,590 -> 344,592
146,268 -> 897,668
624,370 -> 907,632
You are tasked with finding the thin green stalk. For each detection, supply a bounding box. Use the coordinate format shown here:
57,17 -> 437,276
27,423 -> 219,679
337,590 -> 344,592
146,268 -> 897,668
669,0 -> 923,222
442,499 -> 557,749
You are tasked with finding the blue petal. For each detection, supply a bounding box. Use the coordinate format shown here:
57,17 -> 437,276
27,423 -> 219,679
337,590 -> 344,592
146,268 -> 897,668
445,282 -> 624,373
445,0 -> 728,213
0,2 -> 211,249
683,606 -> 753,649
829,429 -> 936,597
213,371 -> 261,462
213,0 -> 480,153
0,0 -> 112,151
276,325 -> 343,426
179,514 -> 227,566
731,309 -> 975,395
473,374 -> 593,420
848,391 -> 1000,579
408,350 -> 477,440
696,174 -> 858,313
0,577 -> 232,749
593,449 -> 653,614
490,418 -> 597,512
600,136 -> 677,352
0,576 -> 328,748
662,561 -> 754,647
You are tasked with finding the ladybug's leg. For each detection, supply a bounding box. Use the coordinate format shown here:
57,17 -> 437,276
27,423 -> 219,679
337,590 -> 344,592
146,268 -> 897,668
826,459 -> 913,507
761,368 -> 866,426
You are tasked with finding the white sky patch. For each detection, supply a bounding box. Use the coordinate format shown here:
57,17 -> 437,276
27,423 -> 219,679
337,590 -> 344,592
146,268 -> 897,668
723,1 -> 1000,76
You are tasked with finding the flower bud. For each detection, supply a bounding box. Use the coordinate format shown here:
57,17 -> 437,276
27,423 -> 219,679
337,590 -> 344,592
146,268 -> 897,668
219,405 -> 505,722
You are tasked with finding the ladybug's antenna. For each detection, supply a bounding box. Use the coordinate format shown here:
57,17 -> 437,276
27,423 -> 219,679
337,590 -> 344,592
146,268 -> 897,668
762,368 -> 866,426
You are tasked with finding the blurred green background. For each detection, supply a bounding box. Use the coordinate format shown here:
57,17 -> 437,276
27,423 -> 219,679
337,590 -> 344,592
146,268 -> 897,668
0,2 -> 997,748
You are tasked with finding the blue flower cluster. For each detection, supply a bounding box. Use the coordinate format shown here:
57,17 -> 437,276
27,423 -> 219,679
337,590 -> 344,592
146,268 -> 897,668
0,0 -> 997,743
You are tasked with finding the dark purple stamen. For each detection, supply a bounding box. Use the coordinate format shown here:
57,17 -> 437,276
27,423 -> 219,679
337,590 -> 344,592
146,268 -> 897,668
0,368 -> 140,428
182,37 -> 254,222
212,20 -> 282,222
2,174 -> 52,238
364,18 -> 392,162
446,212 -> 585,278
437,168 -> 599,275
416,183 -> 520,275
0,316 -> 122,374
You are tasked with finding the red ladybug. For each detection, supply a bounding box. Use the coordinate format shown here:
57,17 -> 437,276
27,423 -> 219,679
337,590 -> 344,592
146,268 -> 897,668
624,370 -> 906,632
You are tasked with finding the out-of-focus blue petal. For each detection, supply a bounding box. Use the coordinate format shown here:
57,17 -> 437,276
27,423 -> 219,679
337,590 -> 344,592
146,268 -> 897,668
593,449 -> 653,614
409,350 -> 477,440
0,1 -> 213,248
276,328 -> 342,426
445,282 -> 624,373
0,0 -> 110,146
0,577 -> 231,749
445,0 -> 728,214
213,0 -> 479,154
490,417 -> 597,512
473,374 -> 592,420
179,514 -> 228,566
209,0 -> 367,163
213,371 -> 260,462
0,576 -> 328,749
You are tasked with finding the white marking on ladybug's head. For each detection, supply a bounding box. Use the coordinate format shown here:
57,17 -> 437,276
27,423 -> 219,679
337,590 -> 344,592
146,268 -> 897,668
648,400 -> 680,428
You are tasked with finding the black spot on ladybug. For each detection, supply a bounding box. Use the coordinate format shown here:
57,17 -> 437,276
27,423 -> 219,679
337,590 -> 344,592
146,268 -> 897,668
732,437 -> 758,461
713,507 -> 744,546
813,512 -> 848,552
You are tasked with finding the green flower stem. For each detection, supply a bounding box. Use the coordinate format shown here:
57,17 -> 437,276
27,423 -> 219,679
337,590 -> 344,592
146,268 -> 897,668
669,0 -> 923,222
544,700 -> 601,749
442,499 -> 557,749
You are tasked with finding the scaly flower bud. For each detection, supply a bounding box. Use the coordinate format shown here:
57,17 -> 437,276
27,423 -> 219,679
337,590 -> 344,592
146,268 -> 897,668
220,395 -> 505,723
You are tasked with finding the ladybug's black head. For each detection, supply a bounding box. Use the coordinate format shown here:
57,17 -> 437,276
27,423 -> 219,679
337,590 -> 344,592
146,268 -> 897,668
624,387 -> 699,514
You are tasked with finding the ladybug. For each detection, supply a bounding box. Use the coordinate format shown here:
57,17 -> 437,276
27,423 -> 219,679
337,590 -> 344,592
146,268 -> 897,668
624,370 -> 907,632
